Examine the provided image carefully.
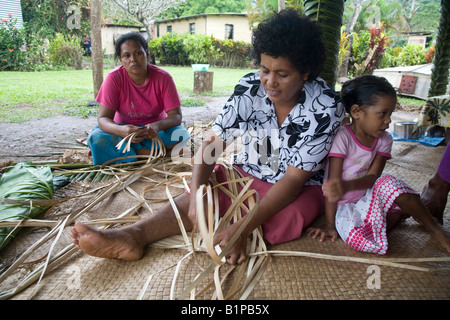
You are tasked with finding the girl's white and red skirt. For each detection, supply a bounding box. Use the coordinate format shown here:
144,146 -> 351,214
335,174 -> 418,255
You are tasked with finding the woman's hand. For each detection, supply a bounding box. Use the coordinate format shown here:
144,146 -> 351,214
119,124 -> 148,143
213,221 -> 248,265
322,178 -> 345,203
307,223 -> 339,242
145,122 -> 160,139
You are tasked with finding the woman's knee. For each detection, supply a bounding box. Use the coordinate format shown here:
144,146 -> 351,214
161,125 -> 190,146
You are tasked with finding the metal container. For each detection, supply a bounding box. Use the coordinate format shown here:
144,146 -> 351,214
394,121 -> 416,139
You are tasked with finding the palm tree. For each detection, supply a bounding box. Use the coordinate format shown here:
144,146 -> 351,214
428,0 -> 450,98
303,0 -> 346,89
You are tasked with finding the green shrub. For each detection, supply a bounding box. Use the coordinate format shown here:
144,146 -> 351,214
156,33 -> 189,65
0,16 -> 28,71
349,28 -> 389,76
397,43 -> 427,66
210,38 -> 252,68
379,46 -> 403,68
47,33 -> 83,69
183,34 -> 219,64
149,33 -> 252,68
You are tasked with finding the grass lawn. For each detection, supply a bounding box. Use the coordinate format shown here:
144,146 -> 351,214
0,65 -> 425,123
0,65 -> 255,123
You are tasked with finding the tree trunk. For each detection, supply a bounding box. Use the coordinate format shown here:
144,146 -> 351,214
428,0 -> 450,97
338,0 -> 363,78
90,0 -> 104,98
194,71 -> 214,94
144,23 -> 156,64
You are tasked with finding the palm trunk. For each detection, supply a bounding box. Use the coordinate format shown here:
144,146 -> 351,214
90,0 -> 104,98
428,0 -> 450,98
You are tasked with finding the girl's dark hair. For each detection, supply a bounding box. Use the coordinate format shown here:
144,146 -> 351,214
252,8 -> 326,81
340,75 -> 397,113
114,32 -> 149,60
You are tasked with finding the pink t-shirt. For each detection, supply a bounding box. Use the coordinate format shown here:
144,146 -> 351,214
96,64 -> 181,126
325,124 -> 393,206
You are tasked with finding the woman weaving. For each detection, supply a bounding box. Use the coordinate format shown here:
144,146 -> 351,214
71,9 -> 344,265
87,32 -> 190,165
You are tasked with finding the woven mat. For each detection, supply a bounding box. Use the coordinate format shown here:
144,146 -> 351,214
0,141 -> 449,300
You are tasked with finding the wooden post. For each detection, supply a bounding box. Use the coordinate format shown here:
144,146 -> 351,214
193,71 -> 214,94
90,0 -> 103,98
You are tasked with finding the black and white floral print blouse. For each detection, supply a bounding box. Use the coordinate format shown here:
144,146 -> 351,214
212,71 -> 344,185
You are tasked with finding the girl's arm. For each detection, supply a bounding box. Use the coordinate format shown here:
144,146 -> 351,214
307,156 -> 343,242
213,165 -> 315,264
323,154 -> 387,203
308,154 -> 388,242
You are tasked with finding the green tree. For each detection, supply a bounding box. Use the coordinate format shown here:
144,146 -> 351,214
410,1 -> 441,32
103,0 -> 186,41
160,0 -> 246,19
428,0 -> 450,97
21,0 -> 91,39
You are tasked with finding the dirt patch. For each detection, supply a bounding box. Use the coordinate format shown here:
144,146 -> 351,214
0,97 -> 426,166
0,96 -> 228,164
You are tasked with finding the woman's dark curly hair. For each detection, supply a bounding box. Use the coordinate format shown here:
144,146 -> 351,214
114,32 -> 149,61
252,8 -> 326,81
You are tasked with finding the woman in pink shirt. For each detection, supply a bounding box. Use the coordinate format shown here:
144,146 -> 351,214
87,32 -> 190,165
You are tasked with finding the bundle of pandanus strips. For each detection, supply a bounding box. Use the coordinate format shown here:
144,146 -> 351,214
50,135 -> 167,183
0,136 -> 450,300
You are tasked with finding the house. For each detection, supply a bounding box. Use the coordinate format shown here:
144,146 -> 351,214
404,32 -> 433,49
155,13 -> 252,43
0,0 -> 24,29
101,24 -> 146,55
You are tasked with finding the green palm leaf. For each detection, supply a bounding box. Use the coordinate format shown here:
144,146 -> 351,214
0,162 -> 54,251
303,0 -> 345,89
428,0 -> 450,98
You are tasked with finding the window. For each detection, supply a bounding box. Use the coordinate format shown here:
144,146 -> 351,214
167,25 -> 172,34
225,24 -> 234,40
189,23 -> 195,34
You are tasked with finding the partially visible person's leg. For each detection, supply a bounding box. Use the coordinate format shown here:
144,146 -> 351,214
70,192 -> 193,260
136,125 -> 191,157
396,192 -> 450,253
421,144 -> 450,224
87,126 -> 140,165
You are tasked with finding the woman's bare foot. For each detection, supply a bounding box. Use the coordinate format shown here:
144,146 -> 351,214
70,222 -> 145,260
426,223 -> 450,253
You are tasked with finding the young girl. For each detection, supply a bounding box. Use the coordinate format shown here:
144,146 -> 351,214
307,75 -> 450,255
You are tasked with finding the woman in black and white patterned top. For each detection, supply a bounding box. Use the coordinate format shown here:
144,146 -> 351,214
70,9 -> 345,266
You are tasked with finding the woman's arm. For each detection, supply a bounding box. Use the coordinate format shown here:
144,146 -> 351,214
97,104 -> 146,141
187,129 -> 228,224
214,165 -> 315,265
323,154 -> 387,203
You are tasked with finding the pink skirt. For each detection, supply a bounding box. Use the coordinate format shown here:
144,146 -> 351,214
212,164 -> 324,245
335,174 -> 417,255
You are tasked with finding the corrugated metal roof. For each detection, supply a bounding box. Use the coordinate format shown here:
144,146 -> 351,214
375,64 -> 435,75
0,0 -> 24,29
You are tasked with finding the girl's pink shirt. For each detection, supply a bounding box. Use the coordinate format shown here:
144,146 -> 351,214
96,64 -> 181,126
325,124 -> 393,206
